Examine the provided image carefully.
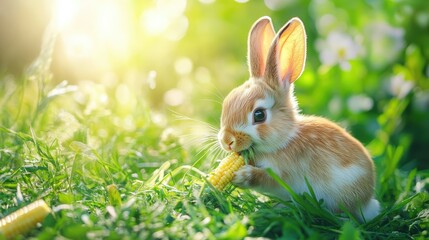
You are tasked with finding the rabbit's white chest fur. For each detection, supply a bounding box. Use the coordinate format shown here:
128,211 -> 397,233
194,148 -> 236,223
254,155 -> 367,211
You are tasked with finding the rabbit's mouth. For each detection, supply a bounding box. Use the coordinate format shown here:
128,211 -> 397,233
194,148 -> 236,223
238,145 -> 256,164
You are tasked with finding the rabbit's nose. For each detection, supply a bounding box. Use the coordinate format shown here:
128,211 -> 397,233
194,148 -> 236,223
219,130 -> 236,151
227,139 -> 235,151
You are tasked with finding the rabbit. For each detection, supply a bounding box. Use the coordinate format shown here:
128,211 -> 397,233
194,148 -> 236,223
218,16 -> 380,221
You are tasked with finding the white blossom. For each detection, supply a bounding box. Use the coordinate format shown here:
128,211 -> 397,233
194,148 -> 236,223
390,74 -> 414,99
316,31 -> 362,70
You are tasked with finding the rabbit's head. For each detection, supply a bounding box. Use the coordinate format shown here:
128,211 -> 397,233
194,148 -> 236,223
219,17 -> 306,153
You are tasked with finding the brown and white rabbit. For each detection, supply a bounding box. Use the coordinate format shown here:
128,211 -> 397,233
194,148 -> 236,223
218,16 -> 380,221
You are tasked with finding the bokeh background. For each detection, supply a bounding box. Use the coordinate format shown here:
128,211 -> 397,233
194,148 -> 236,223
1,0 -> 428,172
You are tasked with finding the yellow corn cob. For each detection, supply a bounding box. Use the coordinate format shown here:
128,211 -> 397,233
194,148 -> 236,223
0,199 -> 51,239
208,152 -> 245,191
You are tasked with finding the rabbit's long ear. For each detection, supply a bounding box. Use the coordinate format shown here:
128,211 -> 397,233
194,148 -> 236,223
248,16 -> 275,78
265,18 -> 306,88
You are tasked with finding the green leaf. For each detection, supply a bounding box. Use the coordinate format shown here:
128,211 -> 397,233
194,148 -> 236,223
107,184 -> 122,207
58,192 -> 75,204
282,221 -> 304,239
61,224 -> 93,239
405,45 -> 424,76
339,222 -> 361,240
218,221 -> 247,240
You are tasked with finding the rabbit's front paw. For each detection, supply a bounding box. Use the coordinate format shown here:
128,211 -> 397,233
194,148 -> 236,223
232,165 -> 260,188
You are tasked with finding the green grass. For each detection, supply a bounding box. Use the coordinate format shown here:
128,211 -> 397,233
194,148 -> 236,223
0,69 -> 428,240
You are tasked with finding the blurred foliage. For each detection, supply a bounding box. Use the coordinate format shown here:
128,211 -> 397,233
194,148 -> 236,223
2,0 -> 428,168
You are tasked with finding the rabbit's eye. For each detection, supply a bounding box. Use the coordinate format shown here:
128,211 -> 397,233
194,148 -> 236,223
253,108 -> 266,124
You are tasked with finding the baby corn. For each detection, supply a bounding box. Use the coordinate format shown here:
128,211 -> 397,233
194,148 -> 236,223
208,152 -> 245,191
0,199 -> 51,239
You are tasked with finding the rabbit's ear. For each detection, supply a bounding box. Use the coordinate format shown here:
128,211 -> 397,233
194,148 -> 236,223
265,18 -> 306,88
248,16 -> 275,78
